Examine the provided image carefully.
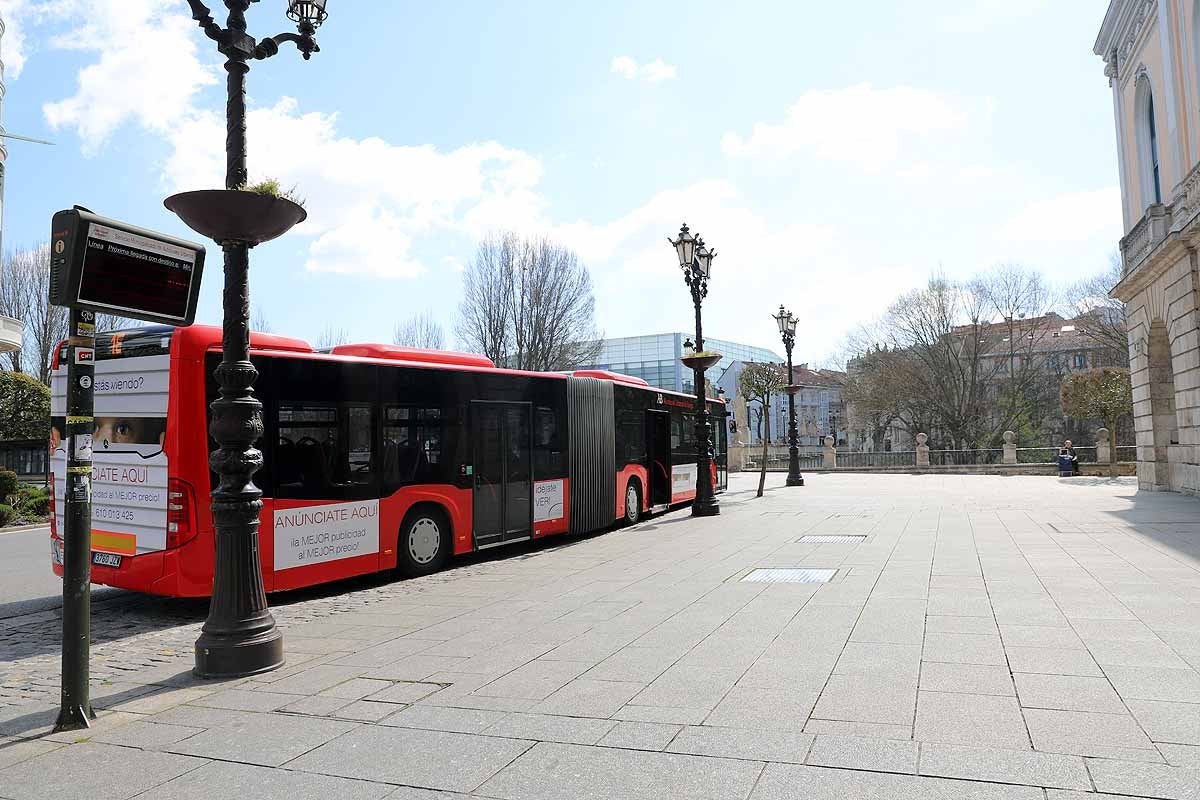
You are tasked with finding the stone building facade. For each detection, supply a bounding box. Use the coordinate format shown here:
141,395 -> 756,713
1096,0 -> 1200,494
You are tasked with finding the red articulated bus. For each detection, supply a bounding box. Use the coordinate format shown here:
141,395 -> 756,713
50,325 -> 728,597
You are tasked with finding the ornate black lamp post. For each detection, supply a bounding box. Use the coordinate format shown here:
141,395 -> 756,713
773,305 -> 804,487
670,223 -> 720,517
167,0 -> 328,678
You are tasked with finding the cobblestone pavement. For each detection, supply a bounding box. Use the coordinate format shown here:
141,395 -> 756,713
1,472 -> 1199,800
0,538 -> 539,708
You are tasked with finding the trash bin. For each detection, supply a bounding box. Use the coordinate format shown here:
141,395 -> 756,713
1058,455 -> 1074,477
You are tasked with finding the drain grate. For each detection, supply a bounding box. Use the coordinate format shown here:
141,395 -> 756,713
798,534 -> 867,544
742,568 -> 837,584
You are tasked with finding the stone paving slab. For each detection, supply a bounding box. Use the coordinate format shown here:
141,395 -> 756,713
2,474 -> 1200,798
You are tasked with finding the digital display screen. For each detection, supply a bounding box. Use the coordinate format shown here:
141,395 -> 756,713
77,223 -> 196,322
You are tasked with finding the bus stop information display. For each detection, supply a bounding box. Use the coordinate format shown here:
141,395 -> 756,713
50,207 -> 205,326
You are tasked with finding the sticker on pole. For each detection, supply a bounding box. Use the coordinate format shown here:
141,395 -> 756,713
74,348 -> 94,365
72,434 -> 93,460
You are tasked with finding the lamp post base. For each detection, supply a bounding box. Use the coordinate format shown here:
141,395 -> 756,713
53,704 -> 95,733
195,627 -> 283,679
786,475 -> 805,487
691,496 -> 721,517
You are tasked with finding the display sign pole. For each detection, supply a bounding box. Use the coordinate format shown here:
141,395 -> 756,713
53,307 -> 97,732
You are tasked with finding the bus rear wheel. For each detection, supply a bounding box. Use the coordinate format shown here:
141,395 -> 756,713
624,480 -> 642,525
398,506 -> 451,577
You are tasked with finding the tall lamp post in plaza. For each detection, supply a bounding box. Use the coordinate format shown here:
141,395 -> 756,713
773,305 -> 804,487
167,0 -> 329,678
671,223 -> 720,517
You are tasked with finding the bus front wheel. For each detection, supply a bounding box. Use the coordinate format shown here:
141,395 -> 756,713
398,506 -> 451,577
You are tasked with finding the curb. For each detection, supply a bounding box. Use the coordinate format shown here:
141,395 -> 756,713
0,522 -> 51,534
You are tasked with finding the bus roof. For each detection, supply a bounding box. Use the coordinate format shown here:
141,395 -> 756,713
58,325 -> 721,403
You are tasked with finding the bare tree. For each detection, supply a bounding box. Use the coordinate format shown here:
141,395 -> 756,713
1065,251 -> 1129,368
393,310 -> 445,349
1,245 -> 128,384
251,305 -> 272,334
456,232 -> 603,370
738,362 -> 786,497
315,325 -> 349,349
976,264 -> 1060,441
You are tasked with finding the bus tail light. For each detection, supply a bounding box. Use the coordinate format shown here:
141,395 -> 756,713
49,473 -> 57,538
167,478 -> 198,549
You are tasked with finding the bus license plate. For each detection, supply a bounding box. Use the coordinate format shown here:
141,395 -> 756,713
92,552 -> 122,568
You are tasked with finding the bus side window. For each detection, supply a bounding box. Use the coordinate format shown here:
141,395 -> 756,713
671,414 -> 682,450
344,405 -> 375,489
533,406 -> 563,477
383,406 -> 442,490
276,403 -> 338,498
617,411 -> 644,465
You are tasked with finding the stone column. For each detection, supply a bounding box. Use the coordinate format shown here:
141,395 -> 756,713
823,436 -> 836,469
915,433 -> 930,467
1002,430 -> 1017,465
1096,428 -> 1111,464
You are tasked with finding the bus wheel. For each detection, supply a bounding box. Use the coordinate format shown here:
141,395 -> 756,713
398,506 -> 450,577
624,480 -> 642,525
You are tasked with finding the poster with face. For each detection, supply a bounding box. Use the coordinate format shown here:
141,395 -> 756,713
51,354 -> 171,556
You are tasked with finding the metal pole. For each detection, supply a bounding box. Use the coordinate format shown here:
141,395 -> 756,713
54,307 -> 96,732
784,333 -> 804,487
691,281 -> 719,517
193,0 -> 282,678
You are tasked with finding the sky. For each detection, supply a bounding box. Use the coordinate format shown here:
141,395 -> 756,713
0,0 -> 1121,364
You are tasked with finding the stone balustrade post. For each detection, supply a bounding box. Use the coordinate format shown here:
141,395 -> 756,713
1002,430 -> 1017,465
915,433 -> 930,467
1096,428 -> 1111,464
823,435 -> 836,470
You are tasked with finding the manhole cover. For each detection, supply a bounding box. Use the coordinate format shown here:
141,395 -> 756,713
742,568 -> 837,584
798,535 -> 867,544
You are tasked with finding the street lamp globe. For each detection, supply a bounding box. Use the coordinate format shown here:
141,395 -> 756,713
774,305 -> 789,334
288,0 -> 328,27
786,311 -> 797,337
694,239 -> 715,278
670,223 -> 696,269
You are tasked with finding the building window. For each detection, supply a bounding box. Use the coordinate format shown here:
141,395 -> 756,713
1073,353 -> 1086,369
1149,95 -> 1161,203
1135,75 -> 1163,207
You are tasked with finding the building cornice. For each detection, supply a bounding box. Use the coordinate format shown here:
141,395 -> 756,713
1094,0 -> 1157,80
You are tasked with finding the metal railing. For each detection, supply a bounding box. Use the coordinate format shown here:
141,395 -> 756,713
930,448 -> 1003,466
837,450 -> 917,468
739,442 -> 1137,471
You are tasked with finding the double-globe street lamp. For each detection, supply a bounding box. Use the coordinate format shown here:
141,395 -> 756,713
773,305 -> 804,487
167,0 -> 330,678
670,223 -> 720,517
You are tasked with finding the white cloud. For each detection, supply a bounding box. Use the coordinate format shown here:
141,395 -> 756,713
998,187 -> 1122,245
41,0 -> 217,152
0,0 -> 33,78
611,55 -> 677,83
162,99 -> 551,277
721,84 -> 971,171
33,2 -> 553,280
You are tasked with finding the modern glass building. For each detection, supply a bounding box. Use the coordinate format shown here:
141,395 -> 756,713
581,334 -> 782,394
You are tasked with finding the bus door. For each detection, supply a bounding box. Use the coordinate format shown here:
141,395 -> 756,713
645,409 -> 671,510
471,401 -> 533,548
715,410 -> 729,491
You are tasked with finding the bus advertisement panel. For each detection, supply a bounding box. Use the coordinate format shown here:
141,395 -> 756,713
50,352 -> 171,563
